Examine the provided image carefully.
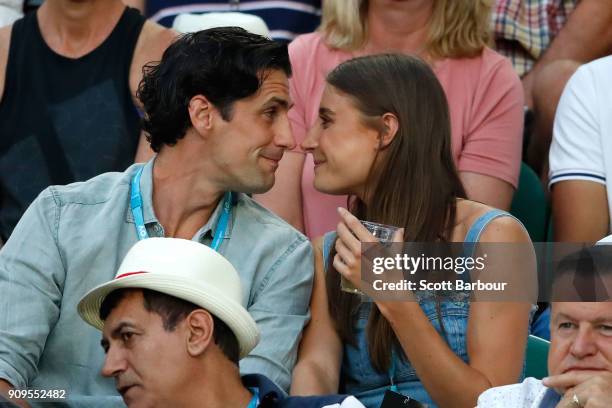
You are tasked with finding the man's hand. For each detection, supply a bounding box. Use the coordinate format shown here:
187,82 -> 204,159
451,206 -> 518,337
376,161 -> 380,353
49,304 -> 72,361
543,371 -> 612,407
0,379 -> 30,408
522,69 -> 536,109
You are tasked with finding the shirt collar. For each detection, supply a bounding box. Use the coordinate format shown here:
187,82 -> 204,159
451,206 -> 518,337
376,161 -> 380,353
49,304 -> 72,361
194,191 -> 236,241
126,158 -> 235,240
539,386 -> 561,408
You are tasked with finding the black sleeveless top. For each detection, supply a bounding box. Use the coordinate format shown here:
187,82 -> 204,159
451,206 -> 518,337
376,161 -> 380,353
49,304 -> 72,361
0,7 -> 144,240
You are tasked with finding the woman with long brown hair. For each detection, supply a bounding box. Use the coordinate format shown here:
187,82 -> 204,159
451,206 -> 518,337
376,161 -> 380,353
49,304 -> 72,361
256,0 -> 524,239
290,54 -> 532,408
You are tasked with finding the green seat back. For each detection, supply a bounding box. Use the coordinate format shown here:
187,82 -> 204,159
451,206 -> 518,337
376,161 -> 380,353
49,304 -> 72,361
511,163 -> 549,242
525,334 -> 550,379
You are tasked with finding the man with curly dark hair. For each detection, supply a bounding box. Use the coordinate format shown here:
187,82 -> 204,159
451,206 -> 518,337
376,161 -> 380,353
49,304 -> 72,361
0,27 -> 312,405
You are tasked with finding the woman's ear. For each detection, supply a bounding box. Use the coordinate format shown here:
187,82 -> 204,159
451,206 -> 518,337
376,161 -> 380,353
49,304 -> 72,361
379,112 -> 399,149
185,309 -> 215,357
188,95 -> 214,134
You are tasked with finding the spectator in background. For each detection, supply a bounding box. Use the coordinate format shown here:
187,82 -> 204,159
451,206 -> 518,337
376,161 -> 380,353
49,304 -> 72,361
0,0 -> 175,243
0,1 -> 21,26
478,303 -> 612,407
0,27 -> 312,403
290,54 -> 532,408
493,0 -> 612,177
22,0 -> 39,12
549,56 -> 612,242
123,0 -> 321,43
256,0 -> 524,238
170,11 -> 271,36
477,247 -> 612,407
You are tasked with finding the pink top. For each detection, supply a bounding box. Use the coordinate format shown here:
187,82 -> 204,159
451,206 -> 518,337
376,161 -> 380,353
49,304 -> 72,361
289,33 -> 524,238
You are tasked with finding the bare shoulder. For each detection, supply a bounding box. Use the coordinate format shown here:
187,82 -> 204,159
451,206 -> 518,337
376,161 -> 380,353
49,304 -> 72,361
312,235 -> 323,248
129,21 -> 178,99
455,199 -> 529,243
479,214 -> 529,243
135,20 -> 178,63
0,25 -> 13,102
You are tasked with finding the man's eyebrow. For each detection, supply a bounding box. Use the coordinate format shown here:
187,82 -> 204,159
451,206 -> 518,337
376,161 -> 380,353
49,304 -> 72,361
590,316 -> 612,325
554,312 -> 612,324
110,322 -> 137,338
100,322 -> 137,350
263,96 -> 291,109
593,317 -> 612,324
553,313 -> 575,322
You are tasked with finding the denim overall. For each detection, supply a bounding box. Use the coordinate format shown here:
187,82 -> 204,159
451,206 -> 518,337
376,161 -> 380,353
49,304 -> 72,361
323,209 -> 518,408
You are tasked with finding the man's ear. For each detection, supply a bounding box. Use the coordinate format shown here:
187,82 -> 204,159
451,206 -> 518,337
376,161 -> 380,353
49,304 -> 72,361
185,309 -> 215,357
378,112 -> 399,149
188,95 -> 214,134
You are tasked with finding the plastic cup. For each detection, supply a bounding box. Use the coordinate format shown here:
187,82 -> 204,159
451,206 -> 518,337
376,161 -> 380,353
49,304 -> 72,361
340,221 -> 401,295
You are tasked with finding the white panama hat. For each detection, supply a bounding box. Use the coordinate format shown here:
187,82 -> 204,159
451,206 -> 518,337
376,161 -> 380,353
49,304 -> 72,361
172,11 -> 271,38
78,238 -> 259,359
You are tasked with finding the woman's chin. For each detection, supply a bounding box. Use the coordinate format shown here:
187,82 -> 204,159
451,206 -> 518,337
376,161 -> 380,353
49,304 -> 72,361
313,181 -> 351,196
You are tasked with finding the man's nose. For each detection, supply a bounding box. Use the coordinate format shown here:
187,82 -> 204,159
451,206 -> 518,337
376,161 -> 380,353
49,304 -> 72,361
101,346 -> 127,378
274,114 -> 296,150
570,326 -> 598,359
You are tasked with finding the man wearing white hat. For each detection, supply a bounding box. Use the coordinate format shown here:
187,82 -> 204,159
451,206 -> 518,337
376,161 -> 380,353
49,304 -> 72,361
0,27 -> 312,403
77,238 -> 362,408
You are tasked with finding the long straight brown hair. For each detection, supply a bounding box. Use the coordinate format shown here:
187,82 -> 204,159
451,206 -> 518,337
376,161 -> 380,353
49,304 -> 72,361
324,54 -> 466,372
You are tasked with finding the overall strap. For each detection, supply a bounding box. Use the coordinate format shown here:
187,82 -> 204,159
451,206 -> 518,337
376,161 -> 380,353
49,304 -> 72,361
465,209 -> 521,243
462,209 -> 522,271
322,231 -> 337,270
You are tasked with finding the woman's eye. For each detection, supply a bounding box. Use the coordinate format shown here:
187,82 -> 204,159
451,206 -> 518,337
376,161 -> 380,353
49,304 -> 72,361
319,116 -> 331,128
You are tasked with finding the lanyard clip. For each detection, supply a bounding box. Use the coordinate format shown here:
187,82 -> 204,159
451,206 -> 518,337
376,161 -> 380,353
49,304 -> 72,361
389,349 -> 398,392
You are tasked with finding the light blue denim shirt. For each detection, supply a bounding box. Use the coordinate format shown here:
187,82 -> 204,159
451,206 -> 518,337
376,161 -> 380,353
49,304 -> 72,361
0,159 -> 313,405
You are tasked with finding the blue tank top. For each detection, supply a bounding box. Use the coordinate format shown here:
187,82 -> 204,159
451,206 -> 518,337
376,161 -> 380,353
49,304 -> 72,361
322,209 -> 521,408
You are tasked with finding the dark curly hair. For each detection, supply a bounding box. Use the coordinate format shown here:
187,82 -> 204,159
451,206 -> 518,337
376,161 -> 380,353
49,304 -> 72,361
137,27 -> 291,152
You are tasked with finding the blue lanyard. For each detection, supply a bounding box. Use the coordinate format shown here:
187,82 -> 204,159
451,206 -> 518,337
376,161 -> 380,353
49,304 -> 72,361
130,166 -> 233,251
247,388 -> 259,408
389,349 -> 398,392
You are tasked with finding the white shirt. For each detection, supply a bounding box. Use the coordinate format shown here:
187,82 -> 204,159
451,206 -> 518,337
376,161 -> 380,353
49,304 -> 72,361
549,56 -> 612,231
327,396 -> 366,408
0,0 -> 22,27
477,378 -> 559,408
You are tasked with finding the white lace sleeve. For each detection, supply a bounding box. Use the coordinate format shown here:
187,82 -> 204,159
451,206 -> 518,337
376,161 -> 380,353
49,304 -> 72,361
477,378 -> 548,408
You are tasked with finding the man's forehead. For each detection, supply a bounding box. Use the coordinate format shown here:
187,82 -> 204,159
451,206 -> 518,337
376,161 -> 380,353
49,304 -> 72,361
258,68 -> 289,83
241,85 -> 291,110
257,70 -> 289,93
101,291 -> 146,336
229,69 -> 290,111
